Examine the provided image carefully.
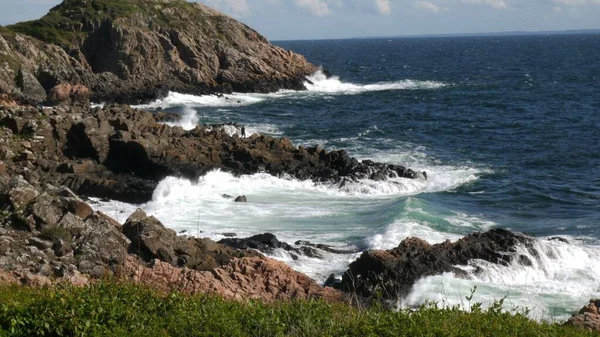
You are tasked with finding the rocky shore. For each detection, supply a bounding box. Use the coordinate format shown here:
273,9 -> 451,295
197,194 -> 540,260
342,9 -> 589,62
0,0 -> 596,333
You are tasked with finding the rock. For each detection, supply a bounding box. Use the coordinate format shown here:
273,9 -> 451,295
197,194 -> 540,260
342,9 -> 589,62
339,228 -> 535,299
567,299 -> 600,332
0,161 -> 5,174
20,150 -> 35,161
122,209 -> 252,271
234,195 -> 247,203
1,0 -> 317,105
548,236 -> 569,244
28,237 -> 52,250
294,240 -> 358,255
52,239 -> 72,257
7,175 -> 39,210
74,212 -> 130,274
220,233 -> 237,237
121,209 -> 179,264
0,147 -> 14,161
120,255 -> 344,303
219,233 -> 293,253
324,273 -> 341,288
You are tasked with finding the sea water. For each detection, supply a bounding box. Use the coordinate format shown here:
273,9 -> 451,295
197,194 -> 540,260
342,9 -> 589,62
93,34 -> 600,321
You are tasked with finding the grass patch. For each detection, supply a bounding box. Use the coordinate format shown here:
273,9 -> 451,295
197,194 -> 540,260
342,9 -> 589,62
0,282 -> 594,337
39,226 -> 73,244
6,0 -> 197,49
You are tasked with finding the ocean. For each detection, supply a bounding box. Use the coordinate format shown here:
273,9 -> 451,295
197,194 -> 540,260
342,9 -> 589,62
93,34 -> 600,321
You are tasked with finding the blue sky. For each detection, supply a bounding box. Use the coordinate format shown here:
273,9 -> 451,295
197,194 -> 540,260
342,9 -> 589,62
1,0 -> 599,40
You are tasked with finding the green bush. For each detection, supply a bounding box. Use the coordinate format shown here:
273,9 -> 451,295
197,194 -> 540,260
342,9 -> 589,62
0,282 -> 595,337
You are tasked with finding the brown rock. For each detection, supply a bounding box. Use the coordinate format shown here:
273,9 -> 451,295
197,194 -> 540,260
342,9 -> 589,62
567,299 -> 600,332
0,160 -> 5,174
120,256 -> 344,303
47,83 -> 90,105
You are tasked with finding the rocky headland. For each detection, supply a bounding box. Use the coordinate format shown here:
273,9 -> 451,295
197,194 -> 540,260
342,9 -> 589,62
0,0 -> 596,333
1,0 -> 317,105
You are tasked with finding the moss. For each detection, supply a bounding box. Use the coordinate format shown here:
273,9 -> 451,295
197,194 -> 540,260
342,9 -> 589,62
0,54 -> 20,73
4,0 -> 206,50
39,226 -> 73,244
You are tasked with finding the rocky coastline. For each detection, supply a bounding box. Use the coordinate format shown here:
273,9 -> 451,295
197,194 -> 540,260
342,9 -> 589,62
0,0 -> 596,333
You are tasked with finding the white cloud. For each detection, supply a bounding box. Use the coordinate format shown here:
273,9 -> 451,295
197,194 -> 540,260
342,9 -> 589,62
461,0 -> 507,10
295,0 -> 332,16
374,0 -> 392,15
414,1 -> 441,12
553,0 -> 600,5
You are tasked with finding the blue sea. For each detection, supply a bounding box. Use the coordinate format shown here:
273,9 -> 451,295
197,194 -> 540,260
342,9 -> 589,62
95,34 -> 600,320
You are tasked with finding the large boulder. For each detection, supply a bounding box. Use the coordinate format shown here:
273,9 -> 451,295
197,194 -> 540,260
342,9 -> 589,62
339,228 -> 534,299
121,209 -> 253,271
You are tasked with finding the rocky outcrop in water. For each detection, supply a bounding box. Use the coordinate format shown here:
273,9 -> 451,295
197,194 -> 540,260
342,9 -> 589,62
0,167 -> 344,302
338,229 -> 534,299
0,0 -> 317,105
567,299 -> 600,332
0,104 -> 422,204
219,233 -> 357,260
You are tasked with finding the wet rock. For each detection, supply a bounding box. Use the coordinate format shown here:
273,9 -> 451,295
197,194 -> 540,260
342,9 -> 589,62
294,240 -> 357,255
219,233 -> 293,253
220,232 -> 237,237
548,236 -> 569,244
339,228 -> 535,299
324,273 -> 341,288
567,299 -> 600,332
234,195 -> 247,202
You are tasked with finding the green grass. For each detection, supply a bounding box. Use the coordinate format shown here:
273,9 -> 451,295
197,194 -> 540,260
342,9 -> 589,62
0,282 -> 595,337
6,0 -> 197,49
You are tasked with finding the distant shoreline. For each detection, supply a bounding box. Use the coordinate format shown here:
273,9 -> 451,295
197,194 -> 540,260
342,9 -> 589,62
273,29 -> 600,42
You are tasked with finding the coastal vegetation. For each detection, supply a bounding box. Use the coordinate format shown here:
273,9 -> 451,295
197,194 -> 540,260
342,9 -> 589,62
0,282 -> 595,337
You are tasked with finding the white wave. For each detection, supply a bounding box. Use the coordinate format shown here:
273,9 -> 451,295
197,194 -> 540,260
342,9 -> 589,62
164,106 -> 199,130
304,70 -> 447,94
402,238 -> 600,321
367,199 -> 495,250
132,71 -> 447,110
133,91 -> 265,110
267,248 -> 362,284
90,164 -> 480,272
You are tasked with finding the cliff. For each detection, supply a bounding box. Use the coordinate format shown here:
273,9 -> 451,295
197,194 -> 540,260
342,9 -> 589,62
0,0 -> 317,104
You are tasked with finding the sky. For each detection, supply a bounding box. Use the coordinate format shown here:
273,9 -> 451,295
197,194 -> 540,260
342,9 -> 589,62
0,0 -> 599,40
